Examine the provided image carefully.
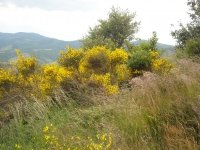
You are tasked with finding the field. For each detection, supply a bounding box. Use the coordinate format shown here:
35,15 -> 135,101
0,58 -> 200,149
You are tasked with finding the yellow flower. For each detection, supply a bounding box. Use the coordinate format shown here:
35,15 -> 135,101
114,64 -> 131,83
15,49 -> 37,76
110,48 -> 128,65
152,58 -> 173,74
43,125 -> 49,133
79,46 -> 111,74
58,48 -> 83,69
15,144 -> 22,149
44,135 -> 50,141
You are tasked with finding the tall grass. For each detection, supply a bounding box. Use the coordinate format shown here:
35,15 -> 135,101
0,59 -> 200,149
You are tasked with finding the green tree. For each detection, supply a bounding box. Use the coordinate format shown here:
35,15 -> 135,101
172,0 -> 200,54
149,31 -> 158,50
82,7 -> 140,49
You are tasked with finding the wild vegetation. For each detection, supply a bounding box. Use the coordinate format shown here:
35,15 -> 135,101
0,0 -> 200,149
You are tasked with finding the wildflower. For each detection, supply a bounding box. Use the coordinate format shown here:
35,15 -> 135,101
110,48 -> 128,65
15,144 -> 22,149
44,135 -> 50,141
43,125 -> 49,133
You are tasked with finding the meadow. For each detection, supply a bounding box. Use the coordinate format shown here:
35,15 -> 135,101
0,44 -> 199,149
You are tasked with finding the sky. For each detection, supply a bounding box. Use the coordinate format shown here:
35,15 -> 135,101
0,0 -> 190,45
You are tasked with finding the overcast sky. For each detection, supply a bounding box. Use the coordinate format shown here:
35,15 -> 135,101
0,0 -> 190,45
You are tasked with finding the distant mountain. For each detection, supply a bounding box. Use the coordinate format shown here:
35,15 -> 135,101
0,32 -> 81,63
0,32 -> 174,63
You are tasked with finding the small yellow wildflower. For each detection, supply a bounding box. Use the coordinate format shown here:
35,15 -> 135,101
15,144 -> 22,149
43,125 -> 49,133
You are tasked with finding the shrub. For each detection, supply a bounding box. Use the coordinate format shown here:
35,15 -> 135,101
79,46 -> 111,75
185,38 -> 200,56
0,68 -> 15,97
58,47 -> 83,69
110,48 -> 128,66
15,50 -> 37,76
36,64 -> 73,95
152,58 -> 173,75
128,50 -> 151,71
89,73 -> 119,94
114,64 -> 131,83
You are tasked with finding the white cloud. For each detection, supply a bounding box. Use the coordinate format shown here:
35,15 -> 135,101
0,0 -> 190,44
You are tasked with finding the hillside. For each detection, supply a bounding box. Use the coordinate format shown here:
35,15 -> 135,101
0,32 -> 174,63
0,32 -> 81,63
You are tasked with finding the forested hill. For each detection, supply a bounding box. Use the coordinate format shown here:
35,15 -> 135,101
0,32 -> 174,63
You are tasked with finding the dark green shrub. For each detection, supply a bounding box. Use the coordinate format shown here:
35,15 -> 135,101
128,50 -> 151,71
185,38 -> 200,56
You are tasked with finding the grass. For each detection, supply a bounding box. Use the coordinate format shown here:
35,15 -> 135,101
0,59 -> 200,149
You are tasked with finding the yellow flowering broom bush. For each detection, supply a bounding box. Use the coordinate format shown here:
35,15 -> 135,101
89,73 -> 119,94
110,48 -> 128,66
150,50 -> 173,74
152,58 -> 173,75
58,47 -> 83,69
0,68 -> 15,98
79,46 -> 111,75
15,49 -> 37,76
37,64 -> 73,95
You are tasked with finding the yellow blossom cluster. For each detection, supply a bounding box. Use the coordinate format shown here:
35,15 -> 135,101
41,124 -> 112,150
77,46 -> 129,94
90,73 -> 119,94
35,64 -> 73,95
58,48 -> 83,69
15,49 -> 37,76
0,68 -> 15,87
152,58 -> 173,74
114,64 -> 131,83
0,68 -> 15,97
149,50 -> 160,60
149,50 -> 173,74
79,46 -> 111,75
110,48 -> 128,65
42,64 -> 73,83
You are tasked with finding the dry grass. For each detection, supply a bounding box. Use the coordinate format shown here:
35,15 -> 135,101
0,59 -> 200,149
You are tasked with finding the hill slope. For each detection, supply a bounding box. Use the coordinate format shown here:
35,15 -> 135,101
0,32 -> 81,63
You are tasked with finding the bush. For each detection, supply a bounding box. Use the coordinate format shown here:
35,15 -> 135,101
15,50 -> 37,76
110,48 -> 128,66
128,50 -> 151,71
0,68 -> 15,97
79,46 -> 111,75
151,58 -> 173,75
58,48 -> 83,69
185,38 -> 200,56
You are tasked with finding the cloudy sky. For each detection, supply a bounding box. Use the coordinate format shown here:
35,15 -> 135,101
0,0 -> 190,45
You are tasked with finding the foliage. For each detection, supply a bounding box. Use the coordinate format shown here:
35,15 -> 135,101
0,59 -> 199,149
0,68 -> 15,97
149,31 -> 158,50
79,46 -> 111,75
152,58 -> 173,74
82,7 -> 139,49
172,0 -> 200,56
58,47 -> 83,69
185,38 -> 200,56
114,64 -> 131,83
110,48 -> 129,66
15,49 -> 37,76
128,50 -> 151,71
89,73 -> 119,94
